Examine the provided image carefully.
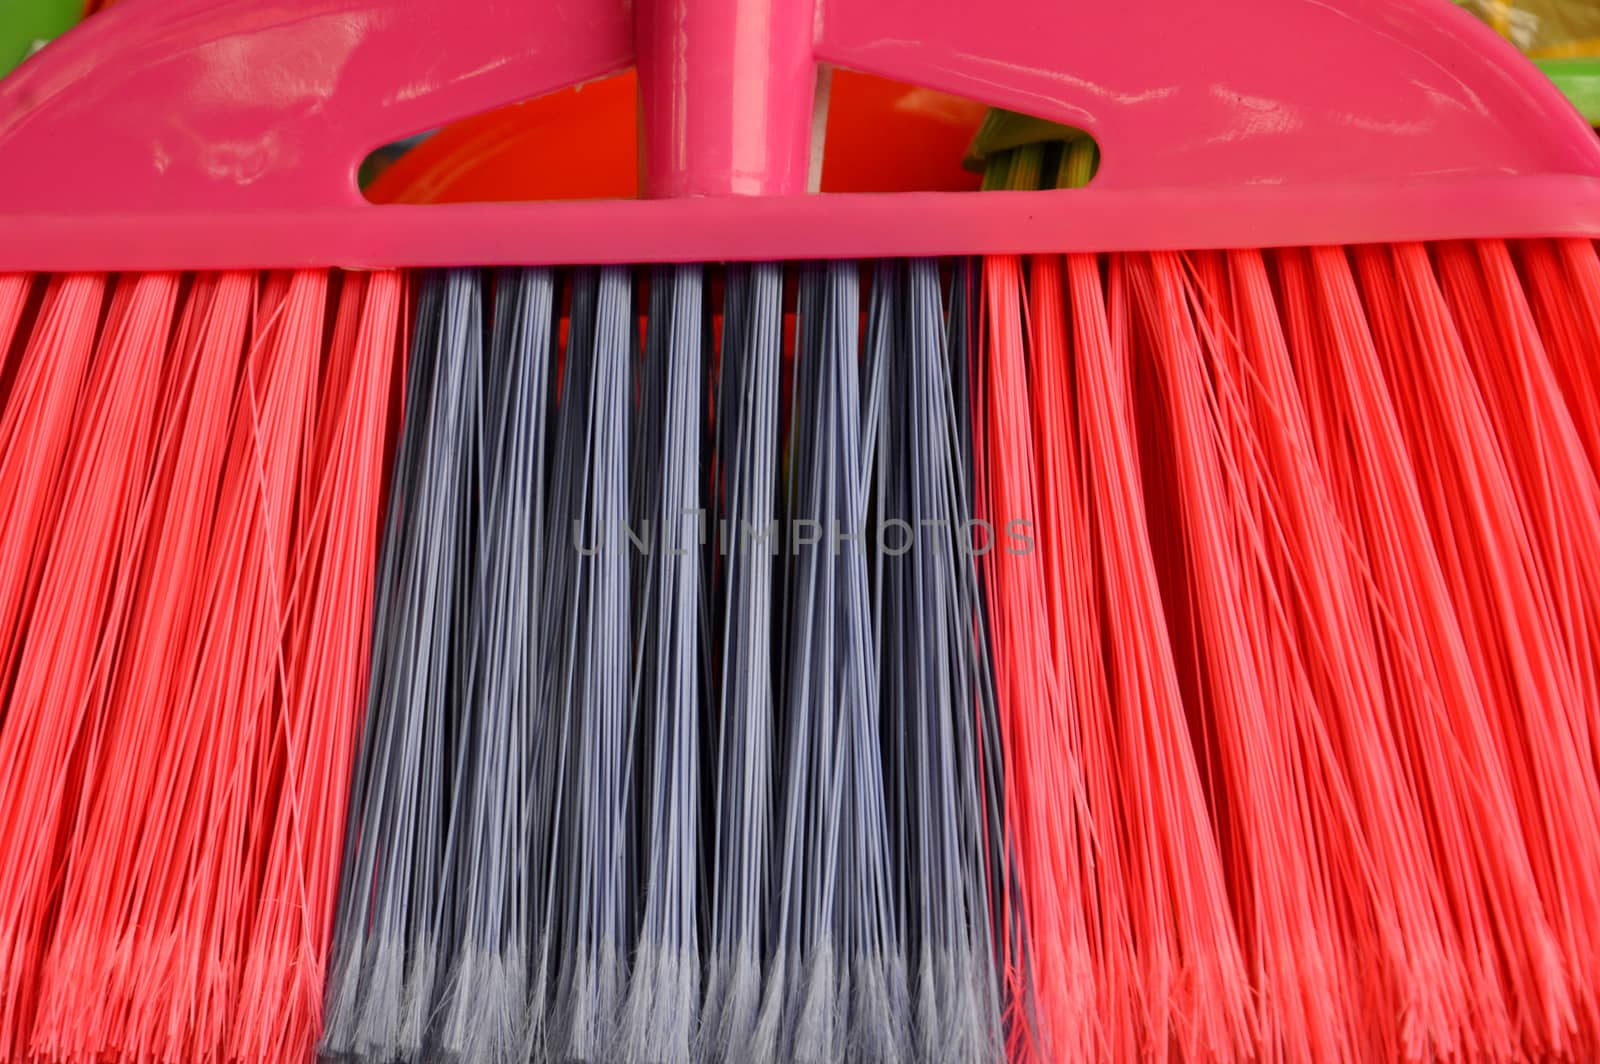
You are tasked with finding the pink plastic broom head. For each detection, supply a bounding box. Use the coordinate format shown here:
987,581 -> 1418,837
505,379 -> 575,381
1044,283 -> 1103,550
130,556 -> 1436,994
1,0 -> 1599,270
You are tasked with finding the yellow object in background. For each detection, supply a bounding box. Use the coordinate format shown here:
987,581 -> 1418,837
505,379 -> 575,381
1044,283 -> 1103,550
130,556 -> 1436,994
1456,0 -> 1600,56
1455,0 -> 1600,121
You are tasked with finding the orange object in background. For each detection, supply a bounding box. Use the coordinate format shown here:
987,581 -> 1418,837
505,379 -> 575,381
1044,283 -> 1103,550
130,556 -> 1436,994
366,72 -> 641,204
364,69 -> 985,204
819,71 -> 987,193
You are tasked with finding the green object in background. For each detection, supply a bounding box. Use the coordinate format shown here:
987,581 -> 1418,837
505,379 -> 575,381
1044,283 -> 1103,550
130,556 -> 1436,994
0,0 -> 82,79
1538,58 -> 1600,125
358,132 -> 437,190
964,109 -> 1090,174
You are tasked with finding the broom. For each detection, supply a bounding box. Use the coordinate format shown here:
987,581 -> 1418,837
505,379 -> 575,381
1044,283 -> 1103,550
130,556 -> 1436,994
2,0 -> 1600,1061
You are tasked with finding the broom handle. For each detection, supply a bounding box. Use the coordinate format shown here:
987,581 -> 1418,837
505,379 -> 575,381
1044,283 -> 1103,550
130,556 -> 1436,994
636,0 -> 819,197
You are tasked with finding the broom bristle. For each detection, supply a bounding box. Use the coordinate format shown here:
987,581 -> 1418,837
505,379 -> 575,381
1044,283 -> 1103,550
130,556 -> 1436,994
970,134 -> 1600,1060
985,248 -> 1259,1059
133,269 -> 327,1062
944,256 -> 1035,1064
230,269 -> 405,1064
0,272 -> 178,1059
0,273 -> 28,403
1037,251 -> 1142,1062
874,257 -> 1005,1064
1368,240 -> 1600,1050
321,268 -> 483,1061
547,265 -> 636,1064
1284,243 -> 1545,1055
1519,239 -> 1600,477
28,271 -> 251,1063
430,266 -> 553,1064
1359,242 -> 1578,1053
981,249 -> 1109,1064
1440,238 -> 1600,1036
1126,249 -> 1360,1060
1213,247 -> 1466,1060
703,261 -> 782,1064
765,260 -> 912,1064
2,218 -> 1600,1064
0,274 -> 106,716
619,263 -> 704,1064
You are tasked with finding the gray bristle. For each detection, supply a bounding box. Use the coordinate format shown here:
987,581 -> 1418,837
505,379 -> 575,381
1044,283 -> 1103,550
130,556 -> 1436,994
548,937 -> 622,1063
319,267 -> 568,1064
436,945 -> 530,1064
792,940 -> 841,1064
597,938 -> 624,1058
702,942 -> 763,1064
353,935 -> 406,1060
427,266 -> 555,1064
488,947 -> 532,1064
399,941 -> 439,1055
838,956 -> 855,1064
616,940 -> 659,1063
944,943 -> 1001,1064
319,257 -> 1007,1064
875,259 -> 1008,1063
669,949 -> 703,1060
617,942 -> 699,1064
319,939 -> 366,1057
622,264 -> 705,1064
435,946 -> 481,1056
747,946 -> 789,1064
849,949 -> 911,1064
703,260 -> 783,1064
701,954 -> 728,1057
914,947 -> 942,1064
550,950 -> 596,1063
526,934 -> 552,1063
544,265 -> 635,1064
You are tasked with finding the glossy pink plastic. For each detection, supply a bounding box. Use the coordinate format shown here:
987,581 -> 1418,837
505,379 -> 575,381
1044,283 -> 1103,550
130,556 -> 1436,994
637,0 -> 818,197
1,0 -> 1598,270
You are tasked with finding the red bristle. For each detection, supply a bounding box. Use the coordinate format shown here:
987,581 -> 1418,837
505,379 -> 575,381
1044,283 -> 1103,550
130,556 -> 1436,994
1023,253 -> 1141,1061
231,270 -> 402,1064
308,272 -> 370,473
1453,240 -> 1600,728
99,270 -> 326,1063
1123,250 -> 1356,1060
1063,253 -> 1257,1058
1280,244 -> 1558,1058
28,272 -> 253,1062
980,254 -> 1102,1063
1289,245 -> 1521,1058
1220,247 -> 1468,1061
1515,238 -> 1600,763
58,270 -> 326,1056
0,272 -> 179,1059
1197,248 -> 1398,1058
1517,240 -> 1600,476
1433,240 -> 1600,1048
0,274 -> 28,399
0,275 -> 107,713
1356,243 -> 1580,1056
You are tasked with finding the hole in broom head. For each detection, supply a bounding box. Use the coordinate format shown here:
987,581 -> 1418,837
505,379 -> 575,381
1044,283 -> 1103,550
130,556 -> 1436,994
359,69 -> 1095,204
